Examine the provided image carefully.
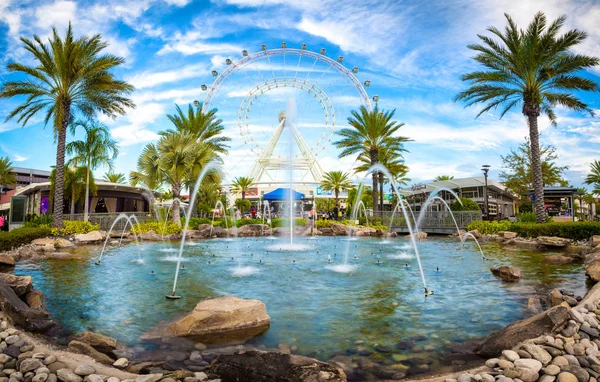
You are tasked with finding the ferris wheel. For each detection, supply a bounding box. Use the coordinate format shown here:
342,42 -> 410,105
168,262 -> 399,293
198,43 -> 376,185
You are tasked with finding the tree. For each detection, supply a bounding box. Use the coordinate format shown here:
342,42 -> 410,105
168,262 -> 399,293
50,166 -> 97,215
234,198 -> 251,213
0,157 -> 17,190
450,197 -> 481,211
231,177 -> 254,201
335,105 -> 408,212
66,120 -> 118,221
131,133 -> 220,225
319,171 -> 354,206
499,139 -> 568,199
576,187 -> 587,218
455,12 -> 599,223
585,160 -> 600,195
435,175 -> 454,182
0,24 -> 134,228
103,172 -> 126,184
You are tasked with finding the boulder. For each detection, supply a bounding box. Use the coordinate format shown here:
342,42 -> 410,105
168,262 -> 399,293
477,303 -> 571,357
191,224 -> 213,239
505,238 -> 540,250
469,229 -> 481,238
549,289 -> 563,307
25,289 -> 43,309
330,223 -> 349,236
356,227 -> 376,237
591,235 -> 600,247
67,340 -> 115,364
503,231 -> 518,239
54,238 -> 74,248
74,231 -> 103,244
527,298 -> 543,315
72,331 -> 125,358
537,236 -> 571,247
405,231 -> 427,240
0,273 -> 33,297
383,232 -> 397,238
142,296 -> 270,344
0,254 -> 16,266
209,351 -> 346,381
238,224 -> 269,237
546,255 -> 575,265
138,230 -> 162,241
491,266 -> 522,282
585,251 -> 600,282
32,237 -> 55,247
0,280 -> 55,332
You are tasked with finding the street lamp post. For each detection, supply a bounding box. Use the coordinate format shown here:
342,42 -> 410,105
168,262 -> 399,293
482,165 -> 491,220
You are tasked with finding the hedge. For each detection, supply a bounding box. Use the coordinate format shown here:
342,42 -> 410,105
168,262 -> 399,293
467,220 -> 600,241
0,227 -> 52,252
131,222 -> 182,236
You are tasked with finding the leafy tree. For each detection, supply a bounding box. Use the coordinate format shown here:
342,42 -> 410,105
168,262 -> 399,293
231,177 -> 254,201
0,24 -> 134,228
319,171 -> 353,206
455,12 -> 599,223
66,120 -> 118,221
334,105 -> 408,212
0,157 -> 17,190
103,172 -> 126,184
346,186 -> 373,215
585,160 -> 600,195
499,138 -> 568,199
234,198 -> 251,212
50,166 -> 97,215
196,182 -> 222,217
450,197 -> 481,211
434,175 -> 454,181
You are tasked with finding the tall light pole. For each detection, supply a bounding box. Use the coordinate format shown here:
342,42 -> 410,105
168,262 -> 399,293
482,165 -> 490,220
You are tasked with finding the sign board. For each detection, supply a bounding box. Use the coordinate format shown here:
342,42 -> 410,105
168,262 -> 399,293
316,187 -> 333,196
411,184 -> 427,191
246,188 -> 259,196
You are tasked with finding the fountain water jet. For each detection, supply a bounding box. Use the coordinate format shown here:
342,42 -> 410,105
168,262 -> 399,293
209,200 -> 228,237
95,214 -> 142,265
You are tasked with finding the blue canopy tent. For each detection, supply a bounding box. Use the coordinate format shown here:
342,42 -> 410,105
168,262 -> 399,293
263,188 -> 305,201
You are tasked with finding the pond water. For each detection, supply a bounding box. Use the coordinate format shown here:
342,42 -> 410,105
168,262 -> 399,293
14,236 -> 588,378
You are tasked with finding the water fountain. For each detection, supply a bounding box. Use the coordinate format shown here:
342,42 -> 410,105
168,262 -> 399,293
95,213 -> 142,265
117,214 -> 143,247
209,200 -> 229,237
261,200 -> 273,237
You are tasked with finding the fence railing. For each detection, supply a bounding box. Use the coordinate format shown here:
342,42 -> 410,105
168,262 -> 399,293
67,212 -> 153,231
368,210 -> 481,230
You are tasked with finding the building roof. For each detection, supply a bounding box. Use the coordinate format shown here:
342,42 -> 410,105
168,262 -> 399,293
11,167 -> 51,177
13,181 -> 160,198
529,187 -> 579,196
401,176 -> 518,199
263,188 -> 305,201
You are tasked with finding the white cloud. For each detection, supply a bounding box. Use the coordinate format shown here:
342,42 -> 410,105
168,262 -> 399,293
127,64 -> 207,89
35,0 -> 77,30
108,103 -> 165,146
158,41 -> 242,56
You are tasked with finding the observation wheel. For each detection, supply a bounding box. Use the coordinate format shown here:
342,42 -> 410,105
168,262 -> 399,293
199,43 -> 377,185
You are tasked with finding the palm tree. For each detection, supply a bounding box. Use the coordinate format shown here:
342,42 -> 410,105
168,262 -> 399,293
576,187 -> 587,218
335,105 -> 407,211
435,175 -> 454,182
67,120 -> 118,221
585,160 -> 600,195
0,24 -> 134,228
231,177 -> 254,202
50,166 -> 97,216
584,193 -> 597,220
455,12 -> 599,223
103,172 -> 126,184
131,133 -> 219,225
163,103 -> 230,154
0,157 -> 17,191
320,171 -> 354,206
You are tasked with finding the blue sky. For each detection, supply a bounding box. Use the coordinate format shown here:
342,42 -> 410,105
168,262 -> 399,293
0,0 -> 599,188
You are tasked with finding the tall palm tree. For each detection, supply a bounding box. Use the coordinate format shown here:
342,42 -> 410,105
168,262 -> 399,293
162,103 -> 230,154
131,133 -> 219,225
455,12 -> 599,223
584,193 -> 597,220
0,157 -> 17,191
0,24 -> 134,228
585,160 -> 600,195
103,172 -> 126,184
66,120 -> 118,221
435,175 -> 454,182
335,105 -> 407,212
231,177 -> 254,201
320,171 -> 354,206
576,187 -> 587,217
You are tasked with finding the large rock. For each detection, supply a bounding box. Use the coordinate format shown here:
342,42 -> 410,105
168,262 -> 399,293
355,227 -> 376,237
505,238 -> 540,250
72,331 -> 125,358
0,280 -> 55,332
138,230 -> 162,241
209,351 -> 346,381
546,255 -> 576,265
190,224 -> 213,239
502,231 -> 517,239
477,303 -> 571,357
491,265 -> 522,282
142,296 -> 270,344
238,224 -> 269,237
0,273 -> 33,297
55,238 -> 74,248
591,235 -> 600,247
469,229 -> 481,238
67,340 -> 115,364
330,223 -> 349,236
404,231 -> 427,240
25,289 -> 43,309
31,237 -> 56,252
74,231 -> 103,244
585,250 -> 600,282
537,236 -> 571,247
0,254 -> 16,266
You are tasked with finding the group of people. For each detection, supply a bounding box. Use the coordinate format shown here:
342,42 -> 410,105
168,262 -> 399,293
319,205 -> 346,221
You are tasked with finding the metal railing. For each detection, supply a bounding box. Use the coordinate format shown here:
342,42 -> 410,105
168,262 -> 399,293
67,212 -> 153,231
369,210 -> 481,231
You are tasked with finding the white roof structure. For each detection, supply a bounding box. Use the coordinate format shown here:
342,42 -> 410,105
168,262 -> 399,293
401,176 -> 518,199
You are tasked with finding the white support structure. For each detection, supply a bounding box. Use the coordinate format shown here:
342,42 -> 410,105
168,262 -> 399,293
248,111 -> 324,184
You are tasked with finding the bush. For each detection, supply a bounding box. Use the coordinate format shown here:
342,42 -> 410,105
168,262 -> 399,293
59,220 -> 100,236
187,217 -> 213,230
315,220 -> 334,228
131,221 -> 181,236
212,218 -> 234,229
516,212 -> 551,223
466,220 -> 600,240
23,214 -> 53,228
0,227 -> 52,251
235,218 -> 263,227
451,197 -> 481,211
272,218 -> 307,228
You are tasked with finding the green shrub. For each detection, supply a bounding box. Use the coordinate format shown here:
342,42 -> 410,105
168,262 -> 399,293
466,220 -> 515,234
235,218 -> 263,227
212,218 -> 234,228
451,197 -> 481,211
466,220 -> 600,240
516,212 -> 551,223
57,220 -> 100,236
23,214 -> 53,228
187,217 -> 213,230
0,227 -> 52,251
315,220 -> 334,228
131,221 -> 181,236
271,218 -> 307,228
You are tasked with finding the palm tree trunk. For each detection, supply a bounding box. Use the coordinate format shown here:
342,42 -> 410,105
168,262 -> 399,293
335,190 -> 339,206
242,191 -> 245,201
172,184 -> 182,226
84,165 -> 90,222
379,173 -> 384,211
370,149 -> 379,213
52,104 -> 70,229
527,112 -> 545,224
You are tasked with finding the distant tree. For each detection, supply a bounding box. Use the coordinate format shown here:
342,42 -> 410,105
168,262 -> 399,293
103,172 -> 126,184
585,160 -> 600,195
450,197 -> 481,212
434,175 -> 454,182
0,157 -> 17,189
320,171 -> 353,206
50,166 -> 97,215
455,12 -> 599,223
499,139 -> 568,199
231,177 -> 254,202
234,198 -> 251,212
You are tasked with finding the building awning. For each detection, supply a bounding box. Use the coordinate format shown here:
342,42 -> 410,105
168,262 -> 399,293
263,188 -> 305,201
529,187 -> 579,197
